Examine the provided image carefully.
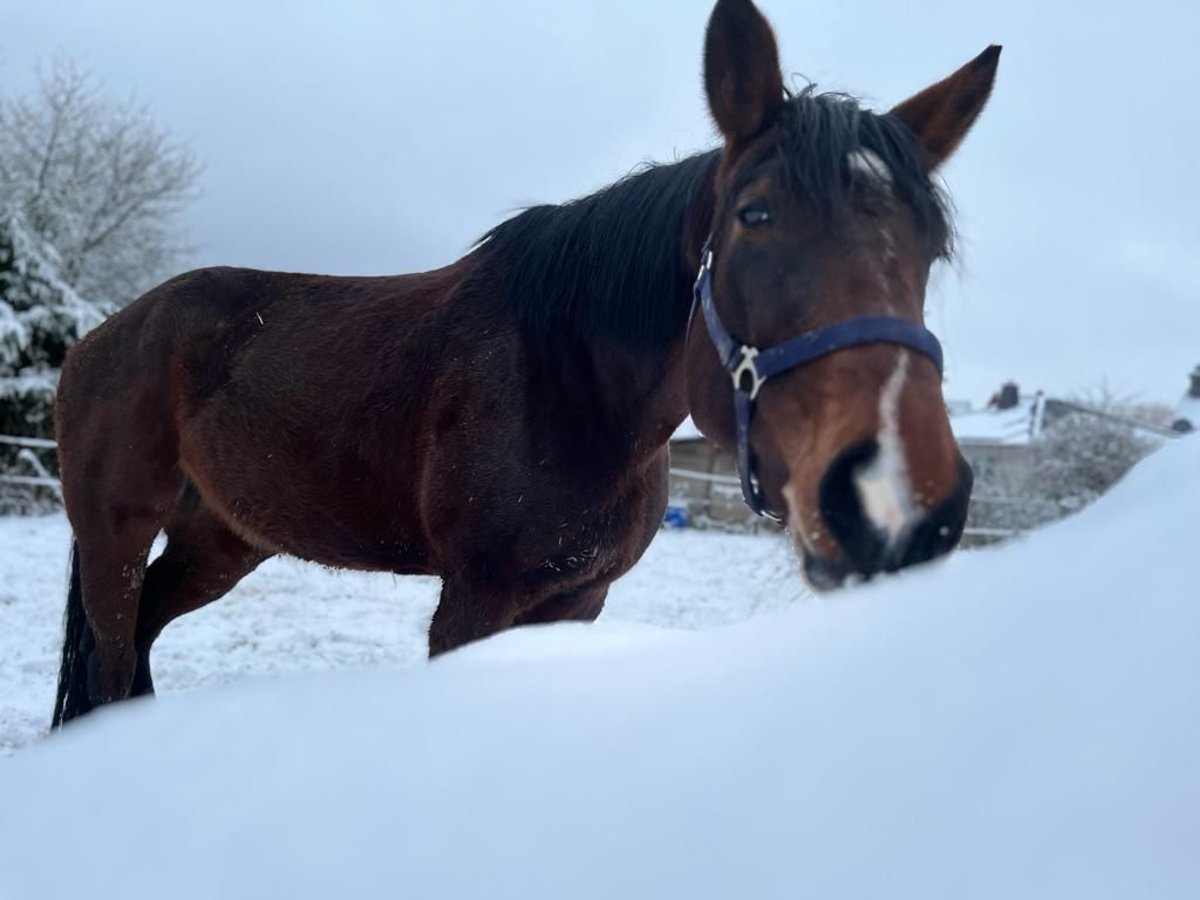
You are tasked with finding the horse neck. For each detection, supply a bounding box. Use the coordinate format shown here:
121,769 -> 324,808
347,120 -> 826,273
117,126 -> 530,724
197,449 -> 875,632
549,199 -> 715,463
585,324 -> 693,459
472,150 -> 717,463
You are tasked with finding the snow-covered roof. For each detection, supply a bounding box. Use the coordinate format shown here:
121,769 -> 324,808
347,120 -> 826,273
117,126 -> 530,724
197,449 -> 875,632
1174,393 -> 1200,429
949,395 -> 1044,447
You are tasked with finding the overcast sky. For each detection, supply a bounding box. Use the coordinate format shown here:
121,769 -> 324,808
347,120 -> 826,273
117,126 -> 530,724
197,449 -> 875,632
6,0 -> 1199,406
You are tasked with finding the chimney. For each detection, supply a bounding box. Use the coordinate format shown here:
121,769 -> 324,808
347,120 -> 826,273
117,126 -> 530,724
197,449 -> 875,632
1190,364 -> 1200,399
997,381 -> 1020,410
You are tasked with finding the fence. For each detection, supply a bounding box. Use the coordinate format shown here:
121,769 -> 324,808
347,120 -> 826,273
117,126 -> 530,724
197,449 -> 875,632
0,441 -> 1088,544
0,434 -> 62,498
667,466 -> 781,534
668,466 -> 1025,543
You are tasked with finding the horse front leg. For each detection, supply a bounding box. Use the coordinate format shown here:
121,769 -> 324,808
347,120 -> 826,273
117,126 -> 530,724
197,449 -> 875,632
512,582 -> 610,626
427,569 -> 522,658
427,567 -> 613,658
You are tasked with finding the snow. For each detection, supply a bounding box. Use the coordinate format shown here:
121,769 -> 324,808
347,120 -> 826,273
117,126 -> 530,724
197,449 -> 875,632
1,210 -> 110,333
1,436 -> 1198,898
950,394 -> 1042,445
0,210 -> 110,450
0,369 -> 57,399
1175,392 -> 1200,429
0,521 -> 804,758
0,302 -> 29,370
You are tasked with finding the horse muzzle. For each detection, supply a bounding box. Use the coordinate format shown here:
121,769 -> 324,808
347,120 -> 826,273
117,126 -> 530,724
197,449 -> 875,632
797,446 -> 974,591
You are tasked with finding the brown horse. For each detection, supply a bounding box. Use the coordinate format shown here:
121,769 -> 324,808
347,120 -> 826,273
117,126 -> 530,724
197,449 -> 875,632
51,0 -> 999,725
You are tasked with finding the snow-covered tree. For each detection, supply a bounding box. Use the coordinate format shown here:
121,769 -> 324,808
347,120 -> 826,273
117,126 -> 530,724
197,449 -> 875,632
1025,411 -> 1159,517
0,211 -> 110,510
1,210 -> 107,424
965,396 -> 1163,540
0,58 -> 198,510
0,59 -> 200,307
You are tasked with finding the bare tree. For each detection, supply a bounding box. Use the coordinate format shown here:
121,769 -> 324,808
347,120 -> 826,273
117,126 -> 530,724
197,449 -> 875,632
0,58 -> 200,305
1069,381 -> 1176,432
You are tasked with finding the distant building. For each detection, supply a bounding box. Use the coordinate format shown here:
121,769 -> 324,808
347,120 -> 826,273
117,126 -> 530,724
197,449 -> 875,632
668,382 -> 1068,534
950,380 -> 1185,543
949,381 -> 1071,489
946,382 -> 1075,543
668,417 -> 775,532
669,382 -> 1070,534
1170,364 -> 1200,434
668,377 -> 1179,537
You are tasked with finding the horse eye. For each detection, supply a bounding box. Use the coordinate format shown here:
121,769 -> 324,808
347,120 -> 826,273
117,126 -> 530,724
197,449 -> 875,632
738,206 -> 771,227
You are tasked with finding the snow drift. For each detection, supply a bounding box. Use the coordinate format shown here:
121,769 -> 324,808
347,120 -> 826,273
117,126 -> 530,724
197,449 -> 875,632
1,438 -> 1197,899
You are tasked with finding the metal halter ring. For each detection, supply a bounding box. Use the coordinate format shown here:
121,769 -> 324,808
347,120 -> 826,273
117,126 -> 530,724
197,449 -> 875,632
730,346 -> 766,400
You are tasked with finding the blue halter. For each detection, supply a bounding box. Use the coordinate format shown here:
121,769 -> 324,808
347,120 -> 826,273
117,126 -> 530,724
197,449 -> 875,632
692,242 -> 945,521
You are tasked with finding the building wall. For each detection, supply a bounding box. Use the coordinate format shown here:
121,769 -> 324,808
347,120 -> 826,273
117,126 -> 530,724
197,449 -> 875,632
959,442 -> 1034,490
958,441 -> 1040,545
668,440 -> 778,533
671,436 -> 1035,543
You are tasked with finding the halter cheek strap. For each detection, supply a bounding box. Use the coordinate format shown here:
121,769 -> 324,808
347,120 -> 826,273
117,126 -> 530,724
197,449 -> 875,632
692,242 -> 945,521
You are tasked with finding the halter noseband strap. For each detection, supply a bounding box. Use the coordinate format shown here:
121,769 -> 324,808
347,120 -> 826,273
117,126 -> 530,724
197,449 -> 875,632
692,241 -> 945,521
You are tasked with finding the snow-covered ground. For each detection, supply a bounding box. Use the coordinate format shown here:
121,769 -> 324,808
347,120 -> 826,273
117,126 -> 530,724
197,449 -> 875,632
0,517 -> 804,757
2,437 -> 1197,899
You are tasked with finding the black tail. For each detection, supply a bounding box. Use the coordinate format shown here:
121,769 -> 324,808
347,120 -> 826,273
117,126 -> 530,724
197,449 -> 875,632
51,540 -> 94,728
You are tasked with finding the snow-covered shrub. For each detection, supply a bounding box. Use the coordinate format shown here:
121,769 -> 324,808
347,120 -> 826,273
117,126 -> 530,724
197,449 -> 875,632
1026,412 -> 1160,517
966,407 -> 1162,540
0,212 -> 108,426
0,58 -> 198,512
0,212 -> 109,511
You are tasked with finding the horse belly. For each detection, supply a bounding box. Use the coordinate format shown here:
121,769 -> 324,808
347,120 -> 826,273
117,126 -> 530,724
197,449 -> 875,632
177,419 -> 432,575
193,474 -> 432,574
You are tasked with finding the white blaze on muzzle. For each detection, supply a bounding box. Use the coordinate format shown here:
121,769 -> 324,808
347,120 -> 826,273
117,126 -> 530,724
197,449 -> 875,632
852,350 -> 918,547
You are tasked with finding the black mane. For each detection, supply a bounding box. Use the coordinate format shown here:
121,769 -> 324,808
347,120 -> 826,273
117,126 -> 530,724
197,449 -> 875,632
478,90 -> 950,352
477,150 -> 719,352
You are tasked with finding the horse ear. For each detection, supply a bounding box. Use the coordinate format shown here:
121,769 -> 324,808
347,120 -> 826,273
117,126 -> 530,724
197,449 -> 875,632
891,45 -> 1002,170
704,0 -> 785,145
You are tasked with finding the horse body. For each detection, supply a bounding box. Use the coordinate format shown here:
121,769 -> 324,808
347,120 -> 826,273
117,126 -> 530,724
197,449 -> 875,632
55,236 -> 693,718
52,0 -> 1001,725
172,265 -> 467,573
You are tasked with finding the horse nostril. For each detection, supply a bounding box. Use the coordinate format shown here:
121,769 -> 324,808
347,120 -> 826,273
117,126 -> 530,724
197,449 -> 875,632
897,460 -> 974,570
818,439 -> 887,575
818,447 -> 973,581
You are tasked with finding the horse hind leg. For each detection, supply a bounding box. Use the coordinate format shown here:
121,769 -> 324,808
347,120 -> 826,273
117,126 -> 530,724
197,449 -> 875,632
52,290 -> 191,724
54,496 -> 171,724
54,418 -> 182,724
131,486 -> 271,696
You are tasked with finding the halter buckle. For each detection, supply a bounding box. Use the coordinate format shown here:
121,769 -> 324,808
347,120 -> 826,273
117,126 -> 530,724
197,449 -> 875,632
730,345 -> 766,400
